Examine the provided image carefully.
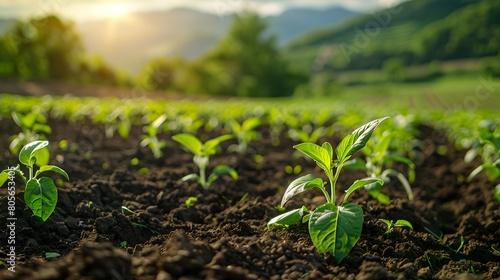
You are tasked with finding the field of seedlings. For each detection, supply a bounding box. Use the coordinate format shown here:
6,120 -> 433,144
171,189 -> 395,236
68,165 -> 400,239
0,93 -> 499,279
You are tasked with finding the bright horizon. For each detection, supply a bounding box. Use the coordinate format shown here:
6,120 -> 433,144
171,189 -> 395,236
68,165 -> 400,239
0,0 -> 404,21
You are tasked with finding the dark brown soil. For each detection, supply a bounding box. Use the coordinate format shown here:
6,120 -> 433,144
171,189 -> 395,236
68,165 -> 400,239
0,117 -> 499,280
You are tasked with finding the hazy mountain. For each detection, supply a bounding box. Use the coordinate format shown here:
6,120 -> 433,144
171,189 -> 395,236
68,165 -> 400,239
267,7 -> 357,45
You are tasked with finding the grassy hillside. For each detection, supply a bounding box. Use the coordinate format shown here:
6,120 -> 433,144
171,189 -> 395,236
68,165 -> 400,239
286,0 -> 480,71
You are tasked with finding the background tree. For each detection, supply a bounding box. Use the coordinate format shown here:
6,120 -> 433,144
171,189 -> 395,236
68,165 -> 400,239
199,11 -> 306,97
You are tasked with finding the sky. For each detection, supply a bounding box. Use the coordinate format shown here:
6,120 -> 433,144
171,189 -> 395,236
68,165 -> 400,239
0,0 -> 404,21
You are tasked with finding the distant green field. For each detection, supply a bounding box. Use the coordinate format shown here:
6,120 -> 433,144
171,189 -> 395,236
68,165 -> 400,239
317,75 -> 500,110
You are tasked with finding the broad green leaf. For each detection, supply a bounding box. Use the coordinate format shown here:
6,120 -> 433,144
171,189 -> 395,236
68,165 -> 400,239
19,141 -> 49,166
322,142 -> 333,161
179,173 -> 199,182
267,206 -> 308,229
212,165 -> 238,180
343,178 -> 383,204
35,165 -> 69,180
34,147 -> 50,167
24,177 -> 58,222
281,174 -> 325,207
336,117 -> 389,162
495,184 -> 500,202
204,134 -> 233,156
294,143 -> 331,171
172,134 -> 203,155
344,158 -> 366,170
309,203 -> 363,264
394,220 -> 413,230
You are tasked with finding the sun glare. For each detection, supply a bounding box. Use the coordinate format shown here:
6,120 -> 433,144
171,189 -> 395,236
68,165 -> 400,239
91,3 -> 131,19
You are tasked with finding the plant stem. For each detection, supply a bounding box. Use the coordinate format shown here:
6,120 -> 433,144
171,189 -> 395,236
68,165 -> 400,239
330,162 -> 344,203
28,165 -> 33,180
200,164 -> 206,188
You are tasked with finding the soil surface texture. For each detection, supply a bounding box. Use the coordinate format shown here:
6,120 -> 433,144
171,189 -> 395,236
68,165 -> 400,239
0,118 -> 499,280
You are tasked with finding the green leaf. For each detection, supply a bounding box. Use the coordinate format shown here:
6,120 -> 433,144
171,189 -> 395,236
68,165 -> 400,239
281,174 -> 325,207
467,165 -> 483,182
24,177 -> 58,222
242,117 -> 260,131
152,114 -> 167,129
385,155 -> 415,170
19,141 -> 49,166
379,219 -> 393,229
309,203 -> 363,264
34,147 -> 50,167
344,158 -> 366,170
212,165 -> 238,180
336,117 -> 389,162
172,134 -> 203,155
495,184 -> 500,202
368,188 -> 391,205
394,220 -> 413,230
178,173 -> 199,182
32,123 -> 52,134
0,170 -> 10,187
343,178 -> 383,204
483,163 -> 500,181
322,142 -> 333,161
294,143 -> 331,171
267,206 -> 308,229
35,165 -> 69,180
372,132 -> 391,162
204,134 -> 233,156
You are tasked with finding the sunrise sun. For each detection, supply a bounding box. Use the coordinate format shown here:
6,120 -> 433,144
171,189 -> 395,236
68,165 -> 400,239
91,3 -> 132,19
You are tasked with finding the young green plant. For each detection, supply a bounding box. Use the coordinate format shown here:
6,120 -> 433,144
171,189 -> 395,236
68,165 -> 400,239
345,130 -> 415,205
0,140 -> 69,222
140,114 -> 168,159
465,120 -> 500,201
268,117 -> 389,264
228,117 -> 261,153
10,112 -> 52,166
379,219 -> 413,234
172,133 -> 237,189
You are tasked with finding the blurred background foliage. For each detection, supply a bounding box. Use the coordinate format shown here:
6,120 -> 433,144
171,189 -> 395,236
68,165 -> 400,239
0,0 -> 499,98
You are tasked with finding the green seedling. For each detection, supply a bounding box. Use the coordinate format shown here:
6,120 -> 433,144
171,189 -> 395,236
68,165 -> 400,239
120,241 -> 127,248
0,141 -> 69,222
140,114 -> 168,159
185,196 -> 197,208
10,112 -> 51,166
465,120 -> 500,201
379,219 -> 413,234
268,117 -> 389,264
425,227 -> 465,254
345,130 -> 414,205
228,117 -> 261,153
172,133 -> 238,189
